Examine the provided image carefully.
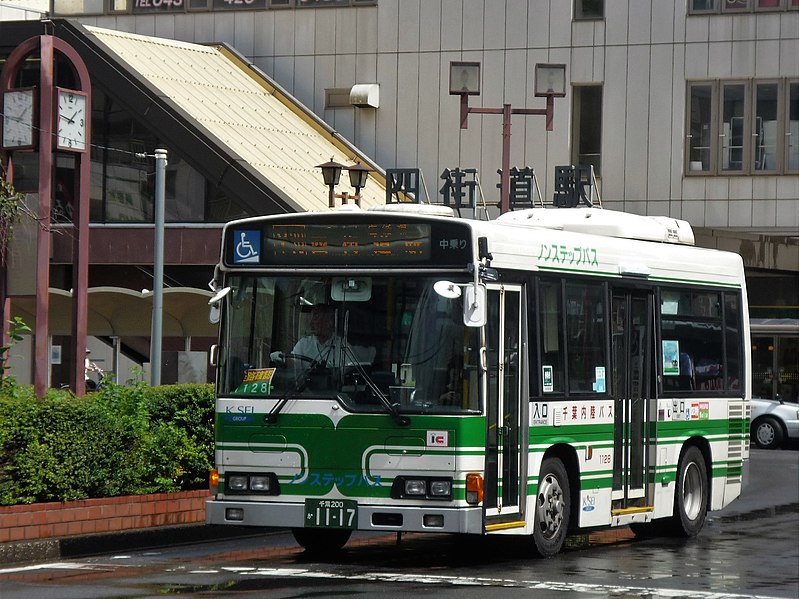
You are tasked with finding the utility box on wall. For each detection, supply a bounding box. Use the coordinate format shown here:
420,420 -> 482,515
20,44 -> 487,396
350,84 -> 379,108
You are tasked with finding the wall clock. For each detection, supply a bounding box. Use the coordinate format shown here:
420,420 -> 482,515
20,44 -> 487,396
56,88 -> 88,152
2,87 -> 37,150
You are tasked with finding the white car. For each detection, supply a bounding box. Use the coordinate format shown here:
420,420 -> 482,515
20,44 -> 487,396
750,397 -> 799,449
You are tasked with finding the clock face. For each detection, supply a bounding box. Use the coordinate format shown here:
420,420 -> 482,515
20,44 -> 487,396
56,89 -> 88,152
2,88 -> 35,149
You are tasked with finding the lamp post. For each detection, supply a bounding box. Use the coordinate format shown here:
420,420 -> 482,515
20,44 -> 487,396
316,158 -> 371,207
449,61 -> 567,214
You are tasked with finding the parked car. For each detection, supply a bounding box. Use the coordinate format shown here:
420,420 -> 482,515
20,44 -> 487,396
750,397 -> 799,449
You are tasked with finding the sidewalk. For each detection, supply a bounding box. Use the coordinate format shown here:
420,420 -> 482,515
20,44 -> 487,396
0,523 -> 274,565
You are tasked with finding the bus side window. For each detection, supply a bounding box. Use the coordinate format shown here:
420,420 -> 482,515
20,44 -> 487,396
539,280 -> 564,394
660,288 -> 731,394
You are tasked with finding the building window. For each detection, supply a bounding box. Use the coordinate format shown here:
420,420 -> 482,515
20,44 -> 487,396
686,79 -> 799,175
721,82 -> 747,173
689,0 -> 798,12
754,82 -> 779,172
690,0 -> 719,11
88,89 -> 230,224
688,84 -> 713,173
574,0 -> 603,20
52,0 -> 104,14
572,85 -> 603,177
788,83 -> 799,170
722,0 -> 752,12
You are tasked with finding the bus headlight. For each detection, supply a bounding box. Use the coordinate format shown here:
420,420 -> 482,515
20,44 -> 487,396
227,475 -> 248,491
392,477 -> 452,500
223,472 -> 280,495
429,480 -> 452,497
405,479 -> 427,496
249,476 -> 271,492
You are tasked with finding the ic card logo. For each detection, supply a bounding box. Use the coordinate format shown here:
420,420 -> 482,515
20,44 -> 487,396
426,430 -> 448,447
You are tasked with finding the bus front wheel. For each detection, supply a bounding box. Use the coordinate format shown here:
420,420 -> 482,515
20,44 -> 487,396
532,457 -> 571,558
671,446 -> 708,537
291,528 -> 352,554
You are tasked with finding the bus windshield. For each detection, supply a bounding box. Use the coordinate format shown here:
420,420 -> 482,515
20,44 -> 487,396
219,274 -> 481,415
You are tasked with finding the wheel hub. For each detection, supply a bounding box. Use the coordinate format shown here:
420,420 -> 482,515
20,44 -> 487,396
537,473 -> 564,538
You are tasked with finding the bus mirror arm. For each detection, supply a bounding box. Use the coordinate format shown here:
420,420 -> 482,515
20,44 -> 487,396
210,344 -> 219,368
467,263 -> 499,284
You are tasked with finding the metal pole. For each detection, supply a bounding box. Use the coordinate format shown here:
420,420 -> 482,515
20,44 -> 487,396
500,104 -> 512,214
150,148 -> 167,386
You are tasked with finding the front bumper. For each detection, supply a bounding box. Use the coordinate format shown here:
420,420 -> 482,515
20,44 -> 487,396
206,499 -> 484,534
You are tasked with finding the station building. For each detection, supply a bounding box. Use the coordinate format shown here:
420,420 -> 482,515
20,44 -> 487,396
1,0 -> 797,398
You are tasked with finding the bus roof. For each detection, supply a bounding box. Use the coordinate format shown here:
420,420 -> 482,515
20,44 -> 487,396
495,207 -> 695,246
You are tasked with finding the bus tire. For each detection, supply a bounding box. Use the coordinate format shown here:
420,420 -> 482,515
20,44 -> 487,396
291,528 -> 352,554
532,457 -> 570,558
670,446 -> 708,537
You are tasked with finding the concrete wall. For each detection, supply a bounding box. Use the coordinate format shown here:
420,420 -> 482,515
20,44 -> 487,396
63,0 -> 799,233
0,0 -> 47,21
8,335 -> 145,387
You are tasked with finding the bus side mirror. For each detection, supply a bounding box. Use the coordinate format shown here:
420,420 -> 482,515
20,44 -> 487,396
208,286 -> 231,325
463,283 -> 486,327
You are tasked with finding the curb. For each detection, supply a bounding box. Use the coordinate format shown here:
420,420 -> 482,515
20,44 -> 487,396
0,524 -> 275,566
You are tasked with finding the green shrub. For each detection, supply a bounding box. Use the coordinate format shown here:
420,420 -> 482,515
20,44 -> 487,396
0,381 -> 214,505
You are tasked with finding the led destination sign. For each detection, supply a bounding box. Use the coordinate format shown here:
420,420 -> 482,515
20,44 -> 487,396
224,220 -> 473,267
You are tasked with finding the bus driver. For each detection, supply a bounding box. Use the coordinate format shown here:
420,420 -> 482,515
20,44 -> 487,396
271,304 -> 375,370
271,304 -> 341,368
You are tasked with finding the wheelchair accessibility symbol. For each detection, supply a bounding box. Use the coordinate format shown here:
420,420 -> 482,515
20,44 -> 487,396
233,230 -> 261,264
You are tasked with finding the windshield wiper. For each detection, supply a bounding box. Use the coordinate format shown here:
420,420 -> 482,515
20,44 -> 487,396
264,356 -> 325,424
341,344 -> 410,427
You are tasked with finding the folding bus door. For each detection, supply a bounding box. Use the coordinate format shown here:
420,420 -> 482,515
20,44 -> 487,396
485,284 -> 526,524
610,288 -> 654,508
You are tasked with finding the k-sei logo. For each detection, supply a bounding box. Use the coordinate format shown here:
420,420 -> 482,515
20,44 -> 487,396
233,230 -> 261,264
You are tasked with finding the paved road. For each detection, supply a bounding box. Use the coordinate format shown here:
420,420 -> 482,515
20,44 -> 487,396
1,448 -> 797,598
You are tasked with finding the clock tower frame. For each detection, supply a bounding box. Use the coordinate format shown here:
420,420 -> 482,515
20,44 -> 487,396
1,35 -> 92,396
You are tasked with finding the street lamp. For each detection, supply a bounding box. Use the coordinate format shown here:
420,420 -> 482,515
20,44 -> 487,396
317,157 -> 344,208
316,158 -> 371,208
450,60 -> 567,214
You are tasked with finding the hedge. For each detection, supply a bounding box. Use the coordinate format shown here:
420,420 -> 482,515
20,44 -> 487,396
0,381 -> 215,506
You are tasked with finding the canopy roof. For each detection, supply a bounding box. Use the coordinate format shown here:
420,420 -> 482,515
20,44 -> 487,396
81,24 -> 390,213
12,287 -> 217,338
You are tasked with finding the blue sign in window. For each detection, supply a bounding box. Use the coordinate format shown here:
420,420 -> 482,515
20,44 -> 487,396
233,230 -> 261,264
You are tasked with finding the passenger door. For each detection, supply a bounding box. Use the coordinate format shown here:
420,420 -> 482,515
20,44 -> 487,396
610,288 -> 653,507
484,284 -> 526,523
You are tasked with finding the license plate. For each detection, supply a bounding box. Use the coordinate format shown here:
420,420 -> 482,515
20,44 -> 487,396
304,499 -> 358,529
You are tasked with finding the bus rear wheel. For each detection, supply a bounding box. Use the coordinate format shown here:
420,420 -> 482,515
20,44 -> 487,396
291,528 -> 352,554
532,457 -> 570,558
670,446 -> 708,537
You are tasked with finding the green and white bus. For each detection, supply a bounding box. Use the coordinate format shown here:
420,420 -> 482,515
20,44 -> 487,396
206,203 -> 750,557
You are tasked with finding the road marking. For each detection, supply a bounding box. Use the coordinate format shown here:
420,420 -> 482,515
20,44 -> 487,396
0,562 -> 99,575
236,567 -> 784,598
